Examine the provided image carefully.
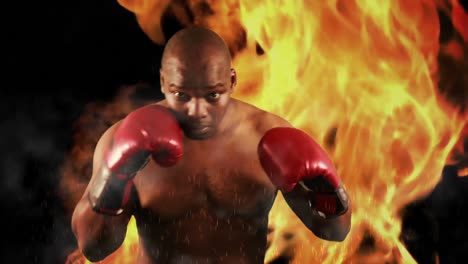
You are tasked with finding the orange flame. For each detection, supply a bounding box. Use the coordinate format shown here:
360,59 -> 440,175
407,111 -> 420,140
65,0 -> 468,263
117,0 -> 171,44
234,0 -> 465,262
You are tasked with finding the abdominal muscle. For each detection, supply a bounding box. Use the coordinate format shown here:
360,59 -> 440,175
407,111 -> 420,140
134,206 -> 269,264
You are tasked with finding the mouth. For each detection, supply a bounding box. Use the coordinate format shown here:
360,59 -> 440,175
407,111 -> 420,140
183,124 -> 214,139
189,125 -> 210,133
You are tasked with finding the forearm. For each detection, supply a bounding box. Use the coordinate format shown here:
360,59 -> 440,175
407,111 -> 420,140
70,105 -> 182,261
71,196 -> 132,261
307,203 -> 351,241
283,186 -> 351,242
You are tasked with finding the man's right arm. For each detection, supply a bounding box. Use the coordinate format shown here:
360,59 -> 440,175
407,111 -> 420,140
71,104 -> 184,262
71,122 -> 133,262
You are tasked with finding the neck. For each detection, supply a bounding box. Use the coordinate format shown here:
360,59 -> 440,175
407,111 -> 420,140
217,99 -> 237,136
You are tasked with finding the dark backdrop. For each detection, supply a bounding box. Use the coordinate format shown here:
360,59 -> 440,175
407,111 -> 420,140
3,1 -> 167,262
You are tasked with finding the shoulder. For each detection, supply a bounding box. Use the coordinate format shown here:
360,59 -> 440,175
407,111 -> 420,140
256,111 -> 292,133
154,99 -> 169,108
93,120 -> 122,161
232,99 -> 293,134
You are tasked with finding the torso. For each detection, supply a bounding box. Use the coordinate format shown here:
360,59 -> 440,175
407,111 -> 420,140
132,100 -> 278,264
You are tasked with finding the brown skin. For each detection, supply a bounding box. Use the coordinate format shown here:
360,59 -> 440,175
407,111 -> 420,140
72,27 -> 351,263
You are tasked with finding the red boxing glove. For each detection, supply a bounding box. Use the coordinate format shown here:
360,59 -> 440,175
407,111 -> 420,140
89,105 -> 183,215
105,105 -> 183,170
258,127 -> 349,218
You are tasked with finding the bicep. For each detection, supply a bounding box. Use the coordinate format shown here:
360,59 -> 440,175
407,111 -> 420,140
81,121 -> 122,198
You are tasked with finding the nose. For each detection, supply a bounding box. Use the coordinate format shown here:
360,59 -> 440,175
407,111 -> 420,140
187,98 -> 208,119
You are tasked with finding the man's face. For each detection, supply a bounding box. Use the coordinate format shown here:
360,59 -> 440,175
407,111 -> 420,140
160,53 -> 236,140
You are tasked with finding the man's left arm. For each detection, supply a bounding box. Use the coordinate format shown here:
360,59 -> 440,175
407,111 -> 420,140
281,179 -> 351,241
257,114 -> 351,242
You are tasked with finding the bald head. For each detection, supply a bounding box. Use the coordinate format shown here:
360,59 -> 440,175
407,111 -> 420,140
159,27 -> 237,140
161,27 -> 232,70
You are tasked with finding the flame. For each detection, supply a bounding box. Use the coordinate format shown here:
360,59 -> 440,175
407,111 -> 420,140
450,0 -> 468,43
234,0 -> 466,263
65,0 -> 468,263
81,217 -> 139,264
117,0 -> 171,44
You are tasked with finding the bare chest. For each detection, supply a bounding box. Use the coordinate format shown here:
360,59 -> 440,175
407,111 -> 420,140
133,136 -> 277,220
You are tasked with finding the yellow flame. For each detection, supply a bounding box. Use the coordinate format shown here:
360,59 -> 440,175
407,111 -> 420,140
82,217 -> 139,264
233,0 -> 465,263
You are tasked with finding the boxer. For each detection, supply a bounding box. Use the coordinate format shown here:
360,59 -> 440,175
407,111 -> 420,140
72,27 -> 351,264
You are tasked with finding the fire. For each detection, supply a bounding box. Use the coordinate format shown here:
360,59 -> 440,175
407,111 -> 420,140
65,0 -> 468,263
234,0 -> 465,262
85,217 -> 140,264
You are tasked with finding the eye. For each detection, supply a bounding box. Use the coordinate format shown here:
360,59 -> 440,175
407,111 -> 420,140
173,91 -> 189,101
207,92 -> 221,100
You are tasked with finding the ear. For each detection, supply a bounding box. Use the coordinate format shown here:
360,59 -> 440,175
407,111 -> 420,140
230,68 -> 237,93
160,68 -> 165,94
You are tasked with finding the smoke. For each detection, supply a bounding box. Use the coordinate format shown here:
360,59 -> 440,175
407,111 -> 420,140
58,84 -> 160,216
0,85 -> 162,263
0,91 -> 84,263
3,0 -> 163,262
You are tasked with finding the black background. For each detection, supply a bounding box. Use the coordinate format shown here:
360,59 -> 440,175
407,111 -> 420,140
2,1 -> 468,263
3,1 -> 168,263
